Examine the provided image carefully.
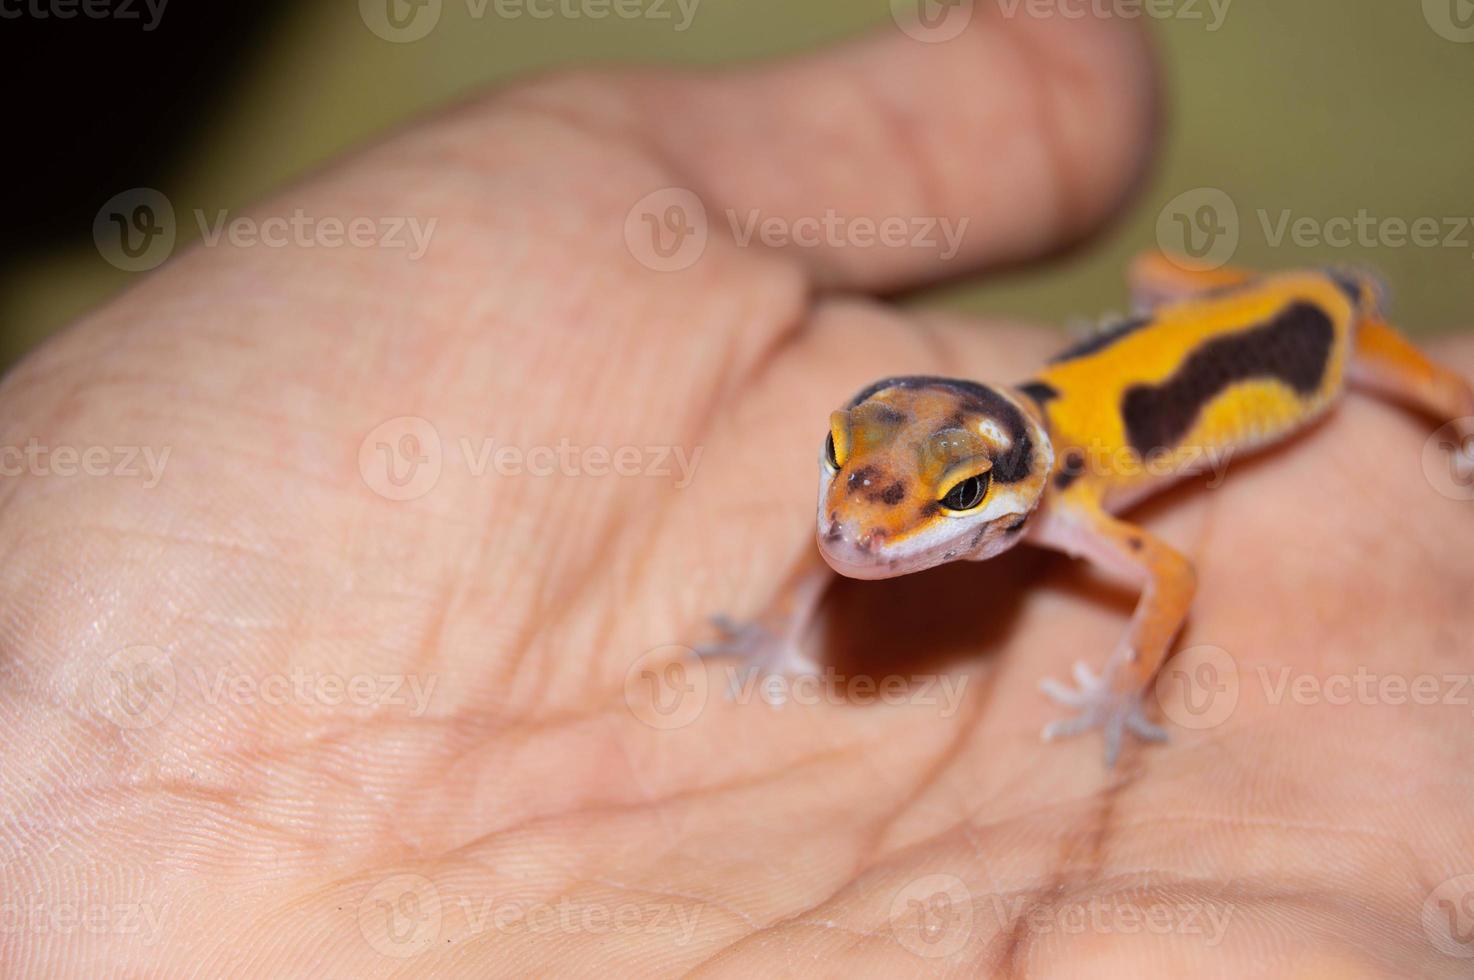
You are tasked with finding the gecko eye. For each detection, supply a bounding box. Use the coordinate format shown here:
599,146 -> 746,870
824,413 -> 851,470
940,473 -> 989,512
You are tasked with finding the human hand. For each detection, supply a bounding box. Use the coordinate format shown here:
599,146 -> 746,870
5,7 -> 1472,976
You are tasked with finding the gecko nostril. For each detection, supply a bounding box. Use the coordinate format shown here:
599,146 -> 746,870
857,529 -> 888,552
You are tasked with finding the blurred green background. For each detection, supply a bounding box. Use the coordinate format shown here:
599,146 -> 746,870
6,0 -> 1474,370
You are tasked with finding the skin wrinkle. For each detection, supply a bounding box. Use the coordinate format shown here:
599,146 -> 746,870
10,15 -> 1474,977
986,12 -> 1078,255
851,668 -> 997,863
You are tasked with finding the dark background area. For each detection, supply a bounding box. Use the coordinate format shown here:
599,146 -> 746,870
4,0 -> 1474,370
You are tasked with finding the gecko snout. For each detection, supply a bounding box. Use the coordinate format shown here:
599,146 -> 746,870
823,519 -> 885,553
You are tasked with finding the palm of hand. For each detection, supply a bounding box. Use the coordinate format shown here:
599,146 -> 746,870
5,12 -> 1474,977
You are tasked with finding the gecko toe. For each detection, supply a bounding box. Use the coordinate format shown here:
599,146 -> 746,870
1039,662 -> 1169,766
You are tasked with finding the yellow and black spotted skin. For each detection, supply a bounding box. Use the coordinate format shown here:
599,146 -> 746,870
1019,269 -> 1367,508
707,252 -> 1474,765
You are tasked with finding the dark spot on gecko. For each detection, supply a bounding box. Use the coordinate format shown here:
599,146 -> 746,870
919,500 -> 941,518
878,481 -> 906,506
1053,450 -> 1085,491
1048,315 -> 1153,365
871,404 -> 905,426
970,527 -> 988,548
1120,301 -> 1336,458
847,376 -> 1035,484
1128,536 -> 1143,551
1016,380 -> 1059,407
1325,269 -> 1364,308
846,465 -> 880,494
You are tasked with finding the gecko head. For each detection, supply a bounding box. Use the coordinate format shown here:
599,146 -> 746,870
816,376 -> 1054,580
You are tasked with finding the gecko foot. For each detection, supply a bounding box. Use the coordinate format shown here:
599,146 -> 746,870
693,615 -> 820,703
1039,660 -> 1167,767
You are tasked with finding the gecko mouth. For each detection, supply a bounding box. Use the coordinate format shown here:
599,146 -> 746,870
818,521 -> 908,580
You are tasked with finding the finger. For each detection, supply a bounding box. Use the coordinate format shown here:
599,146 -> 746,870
520,3 -> 1158,291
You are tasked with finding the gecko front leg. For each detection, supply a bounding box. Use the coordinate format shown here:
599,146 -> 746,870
694,549 -> 833,699
1030,492 -> 1197,766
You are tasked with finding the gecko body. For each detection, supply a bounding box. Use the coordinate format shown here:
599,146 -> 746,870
703,253 -> 1474,764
